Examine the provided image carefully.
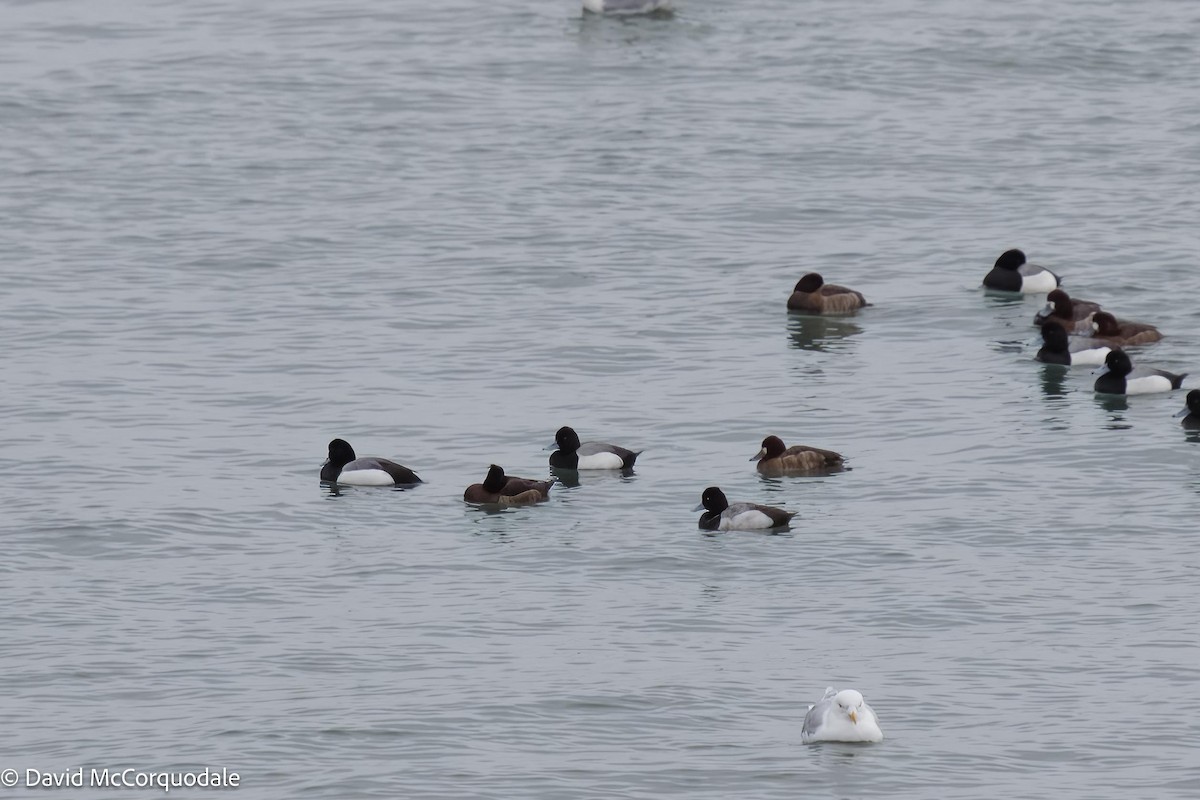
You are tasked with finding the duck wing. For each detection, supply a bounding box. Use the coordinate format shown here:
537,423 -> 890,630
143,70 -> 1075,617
782,445 -> 844,467
820,284 -> 868,311
578,441 -> 641,468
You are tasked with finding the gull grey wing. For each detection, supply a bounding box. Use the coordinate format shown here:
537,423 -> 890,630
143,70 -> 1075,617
802,697 -> 833,738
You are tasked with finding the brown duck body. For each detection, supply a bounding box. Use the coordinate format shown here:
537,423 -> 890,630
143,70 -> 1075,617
1090,312 -> 1163,347
787,273 -> 868,314
751,435 -> 845,476
501,475 -> 553,498
463,465 -> 552,505
462,486 -> 548,506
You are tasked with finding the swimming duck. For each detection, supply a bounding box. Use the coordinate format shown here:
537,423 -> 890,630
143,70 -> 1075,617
801,687 -> 884,744
582,0 -> 672,13
694,486 -> 796,531
1090,311 -> 1163,347
548,426 -> 641,470
787,273 -> 869,314
982,248 -> 1060,293
750,435 -> 844,475
1035,321 -> 1111,366
1174,390 -> 1200,427
1094,349 -> 1186,395
320,439 -> 421,486
463,465 -> 553,505
1033,289 -> 1101,333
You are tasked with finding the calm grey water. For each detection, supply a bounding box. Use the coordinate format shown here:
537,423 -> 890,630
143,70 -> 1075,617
3,0 -> 1200,797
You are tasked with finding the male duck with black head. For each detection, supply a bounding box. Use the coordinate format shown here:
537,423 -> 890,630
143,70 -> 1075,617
548,426 -> 641,470
321,438 -> 421,486
1174,390 -> 1200,428
751,435 -> 845,476
1094,349 -> 1187,395
982,248 -> 1060,293
787,273 -> 869,314
694,487 -> 796,531
1036,321 -> 1111,367
464,465 -> 553,506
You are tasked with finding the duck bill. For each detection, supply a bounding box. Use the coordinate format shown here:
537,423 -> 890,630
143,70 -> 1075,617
749,448 -> 766,462
1174,407 -> 1190,418
692,503 -> 706,512
543,442 -> 559,451
1093,365 -> 1109,377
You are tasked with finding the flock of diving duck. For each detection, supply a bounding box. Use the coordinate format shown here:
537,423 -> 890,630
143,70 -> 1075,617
319,425 -> 834,532
984,248 -> 1195,407
315,247 -> 1198,743
321,246 -> 1198,530
798,246 -> 1195,398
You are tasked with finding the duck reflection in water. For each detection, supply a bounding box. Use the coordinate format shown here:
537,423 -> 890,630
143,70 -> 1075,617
787,315 -> 863,352
1039,363 -> 1068,399
1094,391 -> 1131,427
548,466 -> 637,488
467,503 -> 516,518
981,290 -> 1033,310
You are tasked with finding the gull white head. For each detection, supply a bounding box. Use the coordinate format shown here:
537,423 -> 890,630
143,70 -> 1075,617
835,689 -> 865,724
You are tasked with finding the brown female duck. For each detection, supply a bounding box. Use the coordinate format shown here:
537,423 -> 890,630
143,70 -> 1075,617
750,435 -> 845,476
1090,311 -> 1162,347
787,273 -> 868,314
1033,289 -> 1102,334
464,464 -> 553,505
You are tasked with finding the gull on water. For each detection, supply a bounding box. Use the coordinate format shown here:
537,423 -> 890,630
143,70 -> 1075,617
583,0 -> 673,15
801,687 -> 883,744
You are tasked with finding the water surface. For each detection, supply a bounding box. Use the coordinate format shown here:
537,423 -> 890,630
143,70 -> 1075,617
3,1 -> 1200,797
